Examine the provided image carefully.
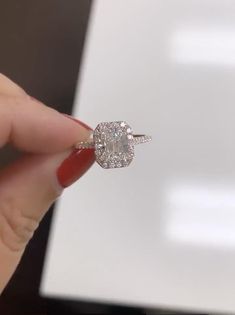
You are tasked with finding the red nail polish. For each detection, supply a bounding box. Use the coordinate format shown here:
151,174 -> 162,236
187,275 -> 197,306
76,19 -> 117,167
57,149 -> 95,188
63,114 -> 93,131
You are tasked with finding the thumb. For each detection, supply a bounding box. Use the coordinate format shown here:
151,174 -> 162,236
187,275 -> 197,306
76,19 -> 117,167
0,131 -> 94,292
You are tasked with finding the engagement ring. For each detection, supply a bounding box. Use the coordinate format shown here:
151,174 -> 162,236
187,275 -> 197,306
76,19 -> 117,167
75,121 -> 152,169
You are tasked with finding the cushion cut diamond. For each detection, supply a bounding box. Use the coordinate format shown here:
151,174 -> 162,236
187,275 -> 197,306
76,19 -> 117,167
94,121 -> 134,168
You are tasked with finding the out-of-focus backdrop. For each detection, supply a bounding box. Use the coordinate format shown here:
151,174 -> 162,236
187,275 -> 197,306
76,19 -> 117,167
2,1 -> 235,314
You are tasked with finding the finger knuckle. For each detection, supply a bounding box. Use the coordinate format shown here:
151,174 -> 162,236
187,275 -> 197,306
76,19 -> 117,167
0,94 -> 30,113
0,196 -> 39,252
11,94 -> 30,106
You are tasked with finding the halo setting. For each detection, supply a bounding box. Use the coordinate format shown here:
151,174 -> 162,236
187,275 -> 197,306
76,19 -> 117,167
94,121 -> 134,168
75,120 -> 151,169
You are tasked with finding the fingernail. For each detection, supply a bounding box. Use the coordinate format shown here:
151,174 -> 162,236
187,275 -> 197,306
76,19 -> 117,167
63,114 -> 93,131
57,148 -> 95,188
57,115 -> 95,187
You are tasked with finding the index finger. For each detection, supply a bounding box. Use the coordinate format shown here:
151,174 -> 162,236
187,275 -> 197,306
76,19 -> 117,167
0,94 -> 91,153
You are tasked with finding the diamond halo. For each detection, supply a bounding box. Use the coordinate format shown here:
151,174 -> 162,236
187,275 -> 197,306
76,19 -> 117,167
75,121 -> 151,169
94,121 -> 134,169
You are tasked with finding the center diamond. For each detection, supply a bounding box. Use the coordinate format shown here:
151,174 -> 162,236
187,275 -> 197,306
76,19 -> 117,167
106,131 -> 129,155
94,121 -> 134,168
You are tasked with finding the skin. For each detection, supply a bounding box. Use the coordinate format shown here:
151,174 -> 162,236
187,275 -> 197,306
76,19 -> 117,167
0,74 -> 92,293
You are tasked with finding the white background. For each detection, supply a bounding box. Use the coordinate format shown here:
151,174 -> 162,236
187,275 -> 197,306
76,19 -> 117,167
41,1 -> 235,313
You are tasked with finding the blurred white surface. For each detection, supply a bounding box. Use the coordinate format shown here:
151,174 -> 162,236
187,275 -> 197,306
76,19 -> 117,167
41,0 -> 235,313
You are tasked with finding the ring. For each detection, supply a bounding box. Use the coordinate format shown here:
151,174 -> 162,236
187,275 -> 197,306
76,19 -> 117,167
75,121 -> 152,169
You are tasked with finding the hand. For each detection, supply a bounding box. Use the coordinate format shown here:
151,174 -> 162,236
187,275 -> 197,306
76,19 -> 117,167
0,74 -> 95,293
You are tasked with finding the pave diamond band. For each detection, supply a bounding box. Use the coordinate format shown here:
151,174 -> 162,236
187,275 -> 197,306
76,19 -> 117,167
75,135 -> 151,150
74,121 -> 152,169
132,135 -> 152,145
75,141 -> 94,149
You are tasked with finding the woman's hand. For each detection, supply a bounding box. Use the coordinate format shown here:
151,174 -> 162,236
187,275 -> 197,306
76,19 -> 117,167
0,74 -> 95,293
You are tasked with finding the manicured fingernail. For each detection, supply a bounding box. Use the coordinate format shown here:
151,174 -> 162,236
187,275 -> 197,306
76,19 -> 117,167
57,115 -> 95,187
57,148 -> 95,188
63,114 -> 93,131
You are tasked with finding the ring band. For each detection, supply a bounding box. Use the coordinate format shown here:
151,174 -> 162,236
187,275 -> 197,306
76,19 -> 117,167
75,134 -> 151,149
75,121 -> 152,169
